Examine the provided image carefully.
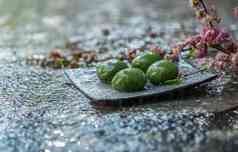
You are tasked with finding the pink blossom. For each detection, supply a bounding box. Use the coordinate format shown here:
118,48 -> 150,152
195,43 -> 207,58
214,29 -> 231,44
213,52 -> 231,70
184,35 -> 201,46
232,52 -> 238,72
201,27 -> 218,44
215,61 -> 227,70
172,0 -> 238,73
200,27 -> 231,45
215,52 -> 230,62
233,7 -> 238,18
222,41 -> 238,54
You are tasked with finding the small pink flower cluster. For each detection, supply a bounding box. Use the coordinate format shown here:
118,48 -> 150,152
234,7 -> 238,18
212,52 -> 231,70
212,51 -> 238,73
184,26 -> 237,57
169,0 -> 238,72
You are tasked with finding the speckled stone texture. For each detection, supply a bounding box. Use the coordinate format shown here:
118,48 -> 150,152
1,0 -> 238,152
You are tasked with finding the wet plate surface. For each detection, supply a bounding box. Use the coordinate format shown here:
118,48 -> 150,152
65,61 -> 217,103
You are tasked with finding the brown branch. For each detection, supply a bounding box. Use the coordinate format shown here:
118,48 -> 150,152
198,0 -> 213,27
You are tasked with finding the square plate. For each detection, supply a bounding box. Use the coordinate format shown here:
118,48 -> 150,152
65,60 -> 217,103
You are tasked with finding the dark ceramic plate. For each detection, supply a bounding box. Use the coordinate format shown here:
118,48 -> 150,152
65,60 -> 217,104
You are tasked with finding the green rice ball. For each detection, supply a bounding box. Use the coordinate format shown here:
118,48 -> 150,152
96,60 -> 128,83
112,68 -> 146,92
146,60 -> 178,85
132,52 -> 161,72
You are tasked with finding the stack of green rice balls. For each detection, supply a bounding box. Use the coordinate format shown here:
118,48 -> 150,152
96,51 -> 179,92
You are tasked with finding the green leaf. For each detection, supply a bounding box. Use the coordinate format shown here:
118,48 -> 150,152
163,78 -> 182,85
186,48 -> 196,59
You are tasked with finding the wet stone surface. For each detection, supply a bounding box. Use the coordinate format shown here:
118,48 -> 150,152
1,0 -> 238,152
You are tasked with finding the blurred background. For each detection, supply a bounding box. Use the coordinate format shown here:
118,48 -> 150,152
0,0 -> 237,27
0,0 -> 236,60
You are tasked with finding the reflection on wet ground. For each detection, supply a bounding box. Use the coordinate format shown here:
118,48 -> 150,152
0,0 -> 238,151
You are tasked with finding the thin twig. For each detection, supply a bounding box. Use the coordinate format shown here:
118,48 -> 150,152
199,0 -> 213,27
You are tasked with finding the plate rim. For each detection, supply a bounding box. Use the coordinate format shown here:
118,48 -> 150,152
64,68 -> 217,102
